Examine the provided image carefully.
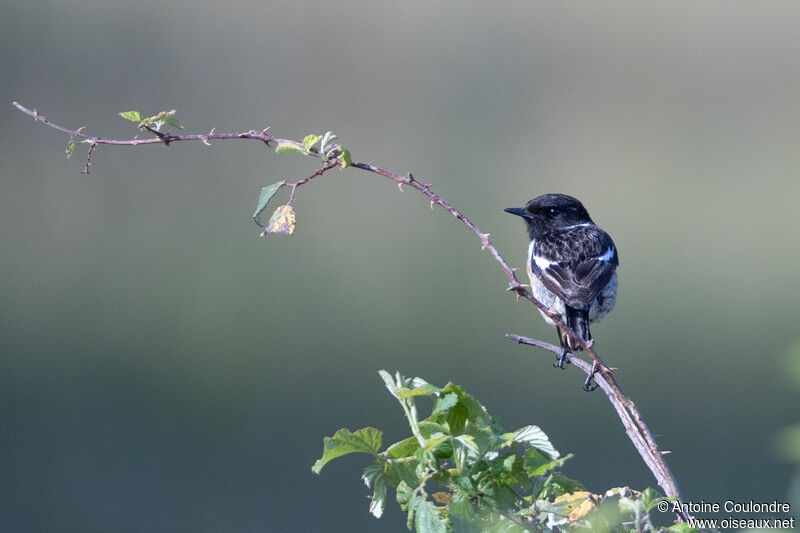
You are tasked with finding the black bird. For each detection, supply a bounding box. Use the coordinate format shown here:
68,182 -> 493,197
505,194 -> 618,388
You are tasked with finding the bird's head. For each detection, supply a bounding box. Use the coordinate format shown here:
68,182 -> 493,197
505,193 -> 593,239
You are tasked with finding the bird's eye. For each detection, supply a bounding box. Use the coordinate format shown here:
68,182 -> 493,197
548,208 -> 560,216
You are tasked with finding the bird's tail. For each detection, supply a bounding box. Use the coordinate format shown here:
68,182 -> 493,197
561,306 -> 591,351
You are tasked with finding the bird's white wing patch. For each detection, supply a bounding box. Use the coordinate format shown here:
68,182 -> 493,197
597,246 -> 616,263
529,240 -> 554,271
534,254 -> 554,271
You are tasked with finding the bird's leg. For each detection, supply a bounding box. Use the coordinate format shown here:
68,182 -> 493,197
554,327 -> 570,369
583,360 -> 599,392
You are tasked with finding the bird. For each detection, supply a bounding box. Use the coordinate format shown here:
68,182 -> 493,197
505,194 -> 618,389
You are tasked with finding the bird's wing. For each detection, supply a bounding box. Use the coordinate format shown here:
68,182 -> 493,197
532,226 -> 618,310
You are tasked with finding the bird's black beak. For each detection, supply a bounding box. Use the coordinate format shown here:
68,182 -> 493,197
504,207 -> 530,219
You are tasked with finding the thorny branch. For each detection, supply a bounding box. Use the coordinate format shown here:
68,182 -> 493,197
505,334 -> 689,522
13,101 -> 690,522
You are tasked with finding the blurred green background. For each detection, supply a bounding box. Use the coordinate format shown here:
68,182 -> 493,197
2,1 -> 799,531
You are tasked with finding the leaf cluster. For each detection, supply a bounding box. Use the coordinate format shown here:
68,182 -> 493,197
119,109 -> 184,132
251,131 -> 352,235
313,371 -> 690,533
274,131 -> 351,168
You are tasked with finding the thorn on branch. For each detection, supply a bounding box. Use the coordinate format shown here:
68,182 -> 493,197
479,233 -> 491,250
506,282 -> 528,293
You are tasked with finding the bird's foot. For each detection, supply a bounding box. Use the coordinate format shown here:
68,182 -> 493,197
583,361 -> 599,392
554,347 -> 570,369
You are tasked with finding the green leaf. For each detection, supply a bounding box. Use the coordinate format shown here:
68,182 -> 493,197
446,402 -> 468,434
380,371 -> 441,401
454,434 -> 479,454
385,461 -> 421,490
379,370 -> 405,399
362,464 -> 387,518
418,422 -> 450,439
303,134 -> 322,152
508,425 -> 559,460
118,110 -> 142,122
423,434 -> 450,453
162,118 -> 184,130
339,147 -> 352,168
448,491 -> 476,522
406,492 -> 424,531
252,180 -> 286,226
415,500 -> 447,533
386,436 -> 421,459
397,383 -> 439,400
311,427 -> 383,473
396,480 -> 413,510
362,462 -> 382,488
66,140 -> 77,159
430,439 -> 453,459
431,393 -> 458,417
549,473 -> 586,494
640,487 -> 662,512
525,451 -> 571,478
275,142 -> 304,154
440,383 -> 491,426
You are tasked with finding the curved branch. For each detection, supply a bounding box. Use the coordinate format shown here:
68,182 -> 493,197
13,101 -> 689,521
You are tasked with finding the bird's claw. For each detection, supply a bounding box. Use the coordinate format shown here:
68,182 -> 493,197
554,348 -> 570,369
583,361 -> 600,391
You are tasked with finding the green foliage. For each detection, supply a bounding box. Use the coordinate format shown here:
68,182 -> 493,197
274,130 -> 351,167
338,147 -> 351,168
65,127 -> 88,159
65,138 -> 77,159
118,110 -> 142,123
312,427 -> 382,473
303,134 -> 323,152
253,180 -> 286,227
274,142 -> 304,154
118,109 -> 183,131
314,371 -> 681,532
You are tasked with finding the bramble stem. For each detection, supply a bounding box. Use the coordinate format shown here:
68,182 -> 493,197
12,101 -> 689,521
